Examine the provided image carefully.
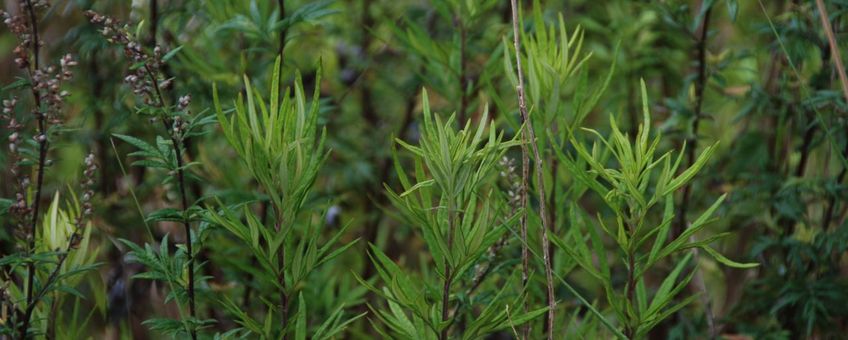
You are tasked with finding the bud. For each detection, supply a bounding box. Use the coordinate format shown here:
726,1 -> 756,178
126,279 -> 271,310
178,95 -> 191,109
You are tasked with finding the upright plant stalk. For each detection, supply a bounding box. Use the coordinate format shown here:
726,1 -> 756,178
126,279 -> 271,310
274,212 -> 289,339
672,4 -> 717,337
20,155 -> 97,339
277,1 -> 291,331
675,4 -> 711,237
439,198 -> 456,340
509,1 -> 556,338
211,60 -> 349,338
815,0 -> 848,231
147,67 -> 197,339
141,9 -> 198,329
149,0 -> 158,46
136,5 -> 199,332
21,0 -> 47,335
86,11 -> 197,339
358,0 -> 378,126
520,148 -> 531,340
457,15 -> 468,126
624,227 -> 637,338
824,143 -> 848,230
815,0 -> 848,105
278,0 -> 287,67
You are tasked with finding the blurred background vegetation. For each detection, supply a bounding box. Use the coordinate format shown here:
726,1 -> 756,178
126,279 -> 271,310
1,0 -> 848,338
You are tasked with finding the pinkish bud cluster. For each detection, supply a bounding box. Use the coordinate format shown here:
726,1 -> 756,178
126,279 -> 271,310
2,9 -> 32,69
1,1 -> 77,243
3,4 -> 76,123
171,115 -> 190,137
1,97 -> 30,223
1,2 -> 50,69
178,95 -> 191,112
86,11 -> 176,109
30,55 -> 76,123
71,153 -> 97,248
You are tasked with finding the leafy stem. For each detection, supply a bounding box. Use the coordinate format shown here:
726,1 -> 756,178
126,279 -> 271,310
675,3 -> 712,238
509,0 -> 556,338
275,212 -> 289,339
143,61 -> 197,340
20,0 -> 47,337
440,196 -> 456,340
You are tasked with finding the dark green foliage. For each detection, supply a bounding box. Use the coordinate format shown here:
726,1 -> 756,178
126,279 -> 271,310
1,0 -> 847,339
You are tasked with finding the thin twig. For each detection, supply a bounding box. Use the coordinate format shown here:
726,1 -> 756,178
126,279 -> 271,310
20,220 -> 89,339
273,213 -> 289,340
457,15 -> 468,126
439,198 -> 457,340
143,62 -> 197,340
675,4 -> 712,238
19,0 -> 47,337
284,0 -> 289,65
815,0 -> 848,105
142,4 -> 199,328
508,1 -> 556,339
672,4 -> 717,338
824,142 -> 848,230
624,247 -> 636,338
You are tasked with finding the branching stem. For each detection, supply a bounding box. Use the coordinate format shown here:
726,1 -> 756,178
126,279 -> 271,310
675,4 -> 711,238
143,62 -> 197,340
509,1 -> 556,338
19,0 -> 47,337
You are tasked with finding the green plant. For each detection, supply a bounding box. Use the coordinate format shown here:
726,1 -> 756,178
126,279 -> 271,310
356,90 -> 547,339
552,81 -> 756,338
2,0 -> 848,338
86,10 -> 215,339
206,56 -> 361,338
0,3 -> 104,338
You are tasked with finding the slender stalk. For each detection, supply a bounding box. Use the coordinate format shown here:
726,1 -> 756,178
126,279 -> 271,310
815,0 -> 848,105
520,150 -> 531,340
669,5 -> 719,338
624,249 -> 636,339
19,148 -> 95,339
440,198 -> 456,340
675,4 -> 712,238
173,134 -> 196,321
813,0 -> 848,230
824,142 -> 848,230
811,3 -> 848,231
509,1 -> 556,338
274,214 -> 289,339
90,57 -> 112,195
19,0 -> 47,337
457,16 -> 468,126
242,201 -> 269,308
19,229 -> 82,339
144,5 -> 197,326
278,0 -> 287,67
795,122 -> 816,177
143,63 -> 197,340
276,3 -> 291,333
149,0 -> 158,47
358,0 -> 378,126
